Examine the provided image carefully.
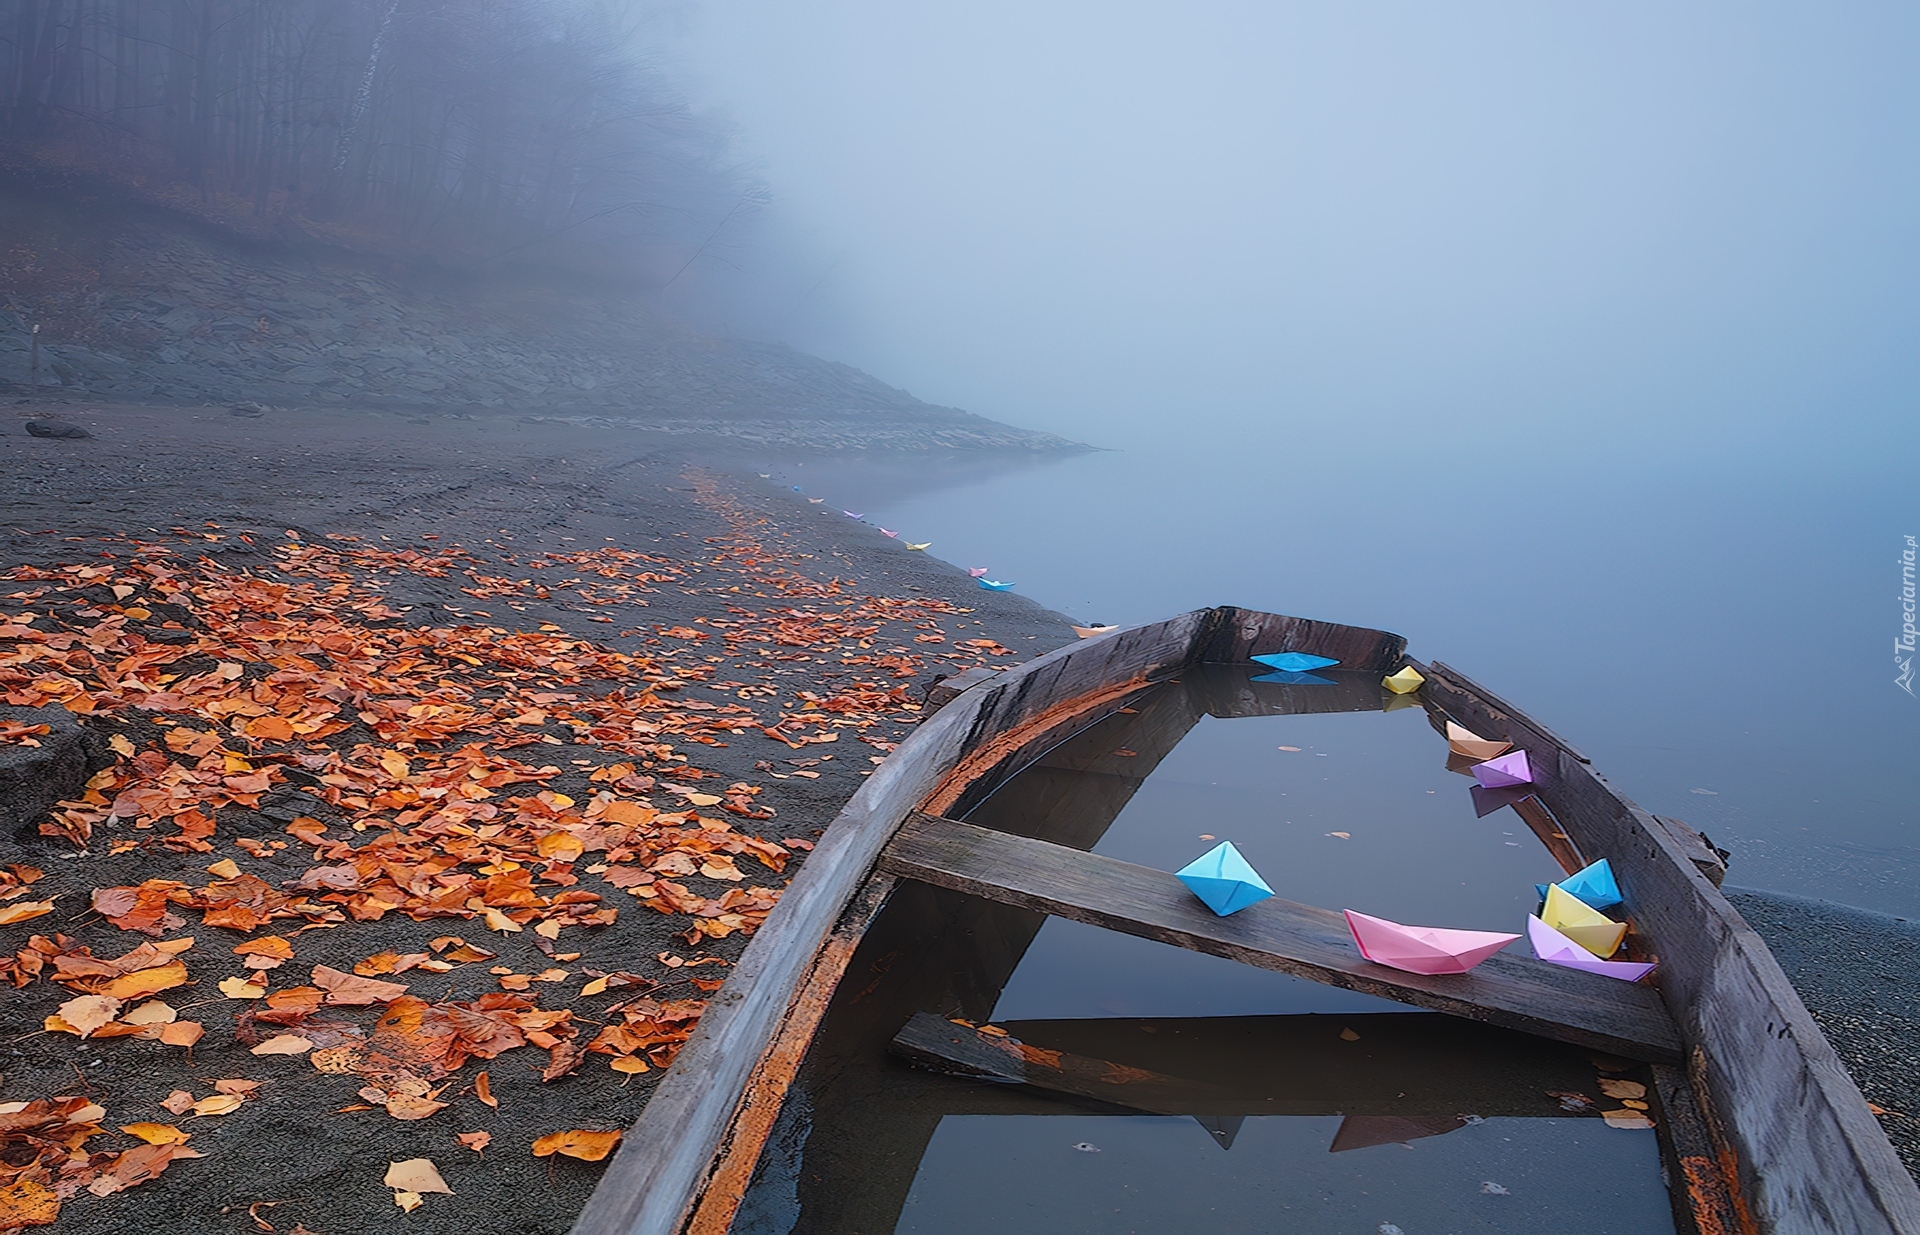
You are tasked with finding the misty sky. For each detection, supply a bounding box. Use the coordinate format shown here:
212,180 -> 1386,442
670,1 -> 1917,459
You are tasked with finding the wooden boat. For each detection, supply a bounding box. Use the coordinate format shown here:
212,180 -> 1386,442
574,607 -> 1920,1235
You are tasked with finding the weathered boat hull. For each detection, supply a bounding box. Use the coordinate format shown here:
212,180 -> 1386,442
573,607 -> 1920,1235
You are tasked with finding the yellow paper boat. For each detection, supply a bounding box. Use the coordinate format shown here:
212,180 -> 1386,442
1542,885 -> 1627,958
906,542 -> 932,551
1072,625 -> 1120,639
1382,666 -> 1425,695
1445,721 -> 1512,761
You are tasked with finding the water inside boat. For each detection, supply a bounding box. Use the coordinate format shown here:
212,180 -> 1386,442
733,664 -> 1678,1234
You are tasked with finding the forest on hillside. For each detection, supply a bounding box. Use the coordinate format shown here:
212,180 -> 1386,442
0,0 -> 751,280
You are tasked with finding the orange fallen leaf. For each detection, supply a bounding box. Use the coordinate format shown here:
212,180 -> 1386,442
384,1094 -> 448,1121
86,1142 -> 204,1197
214,1080 -> 261,1097
610,1055 -> 649,1076
218,976 -> 267,999
233,935 -> 294,959
205,859 -> 241,879
0,899 -> 56,926
0,1178 -> 58,1229
160,1091 -> 196,1115
457,1131 -> 492,1153
191,1094 -> 244,1117
120,1123 -> 191,1145
312,964 -> 407,1005
102,961 -> 190,1000
251,1035 -> 315,1056
531,1129 -> 622,1162
120,1000 -> 177,1026
474,1071 -> 497,1109
158,1021 -> 205,1048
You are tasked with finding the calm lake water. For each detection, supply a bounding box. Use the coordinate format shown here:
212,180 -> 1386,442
773,437 -> 1918,917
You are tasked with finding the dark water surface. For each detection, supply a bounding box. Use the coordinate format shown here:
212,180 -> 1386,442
736,668 -> 1676,1233
772,442 -> 1918,916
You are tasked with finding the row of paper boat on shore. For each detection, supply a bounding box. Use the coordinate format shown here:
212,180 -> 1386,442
1174,650 -> 1655,986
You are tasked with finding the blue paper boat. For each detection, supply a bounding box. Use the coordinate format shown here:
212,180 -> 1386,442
1250,651 -> 1340,672
1251,670 -> 1336,686
1535,859 -> 1623,911
978,579 -> 1016,591
1175,841 -> 1275,916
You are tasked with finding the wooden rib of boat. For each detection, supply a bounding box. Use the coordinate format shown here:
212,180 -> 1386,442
573,607 -> 1920,1235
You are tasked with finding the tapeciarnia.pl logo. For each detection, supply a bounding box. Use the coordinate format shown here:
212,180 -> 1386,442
1899,535 -> 1917,696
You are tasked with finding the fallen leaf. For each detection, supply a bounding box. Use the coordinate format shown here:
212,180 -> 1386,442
233,935 -> 293,959
1326,831 -> 1351,840
50,994 -> 122,1038
110,733 -> 137,757
120,1123 -> 191,1145
160,1091 -> 196,1115
121,1000 -> 177,1026
312,964 -> 407,1005
580,976 -> 609,997
205,859 -> 241,879
394,1191 -> 423,1213
610,1055 -> 649,1076
684,793 -> 722,807
384,1158 -> 452,1194
252,1034 -> 315,1056
215,1080 -> 262,1097
1601,1109 -> 1656,1129
102,960 -> 190,1000
218,976 -> 267,999
474,1071 -> 497,1108
1597,1078 -> 1648,1100
457,1131 -> 492,1153
85,1142 -> 204,1196
158,1021 -> 205,1047
0,1178 -> 59,1228
531,1129 -> 622,1162
384,1094 -> 449,1121
0,898 -> 56,926
191,1094 -> 244,1117
1339,1027 -> 1361,1042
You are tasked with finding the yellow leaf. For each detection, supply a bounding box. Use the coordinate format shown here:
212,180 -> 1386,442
1601,1109 -> 1656,1129
190,1094 -> 243,1117
533,919 -> 561,940
482,908 -> 523,933
531,1129 -> 622,1161
218,976 -> 267,999
609,1055 -> 649,1075
394,1191 -> 423,1213
580,977 -> 609,997
205,858 -> 241,879
101,961 -> 190,1000
384,1158 -> 452,1194
1598,1078 -> 1648,1101
109,734 -> 136,757
120,1123 -> 190,1146
380,752 -> 410,780
0,898 -> 56,926
251,1035 -> 314,1056
685,793 -> 722,807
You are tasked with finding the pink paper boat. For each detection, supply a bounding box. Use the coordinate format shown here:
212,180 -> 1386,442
1527,915 -> 1656,983
1471,750 -> 1533,789
968,567 -> 990,577
1344,910 -> 1519,975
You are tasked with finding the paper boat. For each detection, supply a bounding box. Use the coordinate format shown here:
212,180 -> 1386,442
1175,842 -> 1275,916
1382,666 -> 1425,695
879,529 -> 898,538
978,579 -> 1016,591
1541,885 -> 1626,957
1445,721 -> 1513,761
1535,859 -> 1623,911
1528,916 -> 1654,982
1329,1113 -> 1470,1153
1343,910 -> 1519,975
968,568 -> 990,578
1072,625 -> 1120,639
1250,651 -> 1339,672
1471,750 -> 1533,789
1252,670 -> 1335,686
906,542 -> 932,551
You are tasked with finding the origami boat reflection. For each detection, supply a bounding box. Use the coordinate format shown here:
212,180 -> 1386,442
1343,909 -> 1519,975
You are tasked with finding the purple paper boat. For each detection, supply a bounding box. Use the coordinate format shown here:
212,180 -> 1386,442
1344,910 -> 1519,975
1527,915 -> 1655,982
1471,750 -> 1533,789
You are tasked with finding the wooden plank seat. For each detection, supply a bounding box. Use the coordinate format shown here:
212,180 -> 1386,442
880,812 -> 1683,1063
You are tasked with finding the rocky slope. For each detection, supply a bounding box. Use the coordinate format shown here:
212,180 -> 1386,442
0,188 -> 1081,452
